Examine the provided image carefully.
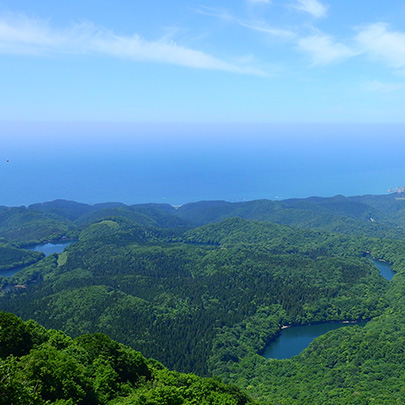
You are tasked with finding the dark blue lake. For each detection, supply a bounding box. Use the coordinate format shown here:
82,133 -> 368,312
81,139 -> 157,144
262,321 -> 368,360
0,242 -> 73,278
28,242 -> 73,257
0,265 -> 27,278
370,258 -> 395,281
261,256 -> 393,360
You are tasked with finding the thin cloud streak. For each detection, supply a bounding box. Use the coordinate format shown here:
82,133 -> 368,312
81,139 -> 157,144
292,0 -> 328,18
195,6 -> 295,39
247,0 -> 271,4
297,22 -> 405,69
298,34 -> 357,65
356,23 -> 405,69
238,20 -> 296,39
363,80 -> 404,93
0,14 -> 266,76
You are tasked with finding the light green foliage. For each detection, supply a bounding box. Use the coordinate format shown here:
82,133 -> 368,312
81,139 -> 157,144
0,244 -> 44,271
0,355 -> 44,405
0,216 -> 390,378
214,241 -> 405,404
9,253 -> 59,286
0,312 -> 35,358
2,194 -> 405,403
0,206 -> 74,245
0,313 -> 255,405
79,220 -> 120,241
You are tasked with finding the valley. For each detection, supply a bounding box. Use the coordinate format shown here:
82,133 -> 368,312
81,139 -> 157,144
1,192 -> 405,404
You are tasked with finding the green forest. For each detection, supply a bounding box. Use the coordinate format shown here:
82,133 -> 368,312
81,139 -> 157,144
1,193 -> 405,404
0,311 -> 252,405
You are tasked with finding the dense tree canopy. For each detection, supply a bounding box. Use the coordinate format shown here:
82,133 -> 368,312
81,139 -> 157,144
1,194 -> 405,403
0,312 -> 254,405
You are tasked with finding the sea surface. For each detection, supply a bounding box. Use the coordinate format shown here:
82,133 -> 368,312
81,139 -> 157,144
2,123 -> 405,206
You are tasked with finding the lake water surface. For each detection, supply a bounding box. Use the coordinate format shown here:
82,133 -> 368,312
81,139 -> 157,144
28,242 -> 73,256
0,242 -> 73,278
0,265 -> 27,278
263,321 -> 368,360
262,258 -> 395,360
370,258 -> 395,281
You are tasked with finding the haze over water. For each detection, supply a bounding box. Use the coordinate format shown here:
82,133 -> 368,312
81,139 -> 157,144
1,122 -> 404,207
1,1 -> 405,208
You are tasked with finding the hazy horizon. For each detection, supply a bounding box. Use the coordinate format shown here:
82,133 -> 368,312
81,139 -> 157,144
1,122 -> 404,207
1,1 -> 404,206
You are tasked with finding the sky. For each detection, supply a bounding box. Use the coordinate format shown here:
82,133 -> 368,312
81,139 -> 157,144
1,0 -> 405,206
1,0 -> 405,122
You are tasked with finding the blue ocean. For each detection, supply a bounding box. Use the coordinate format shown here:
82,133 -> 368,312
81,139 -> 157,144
1,122 -> 404,207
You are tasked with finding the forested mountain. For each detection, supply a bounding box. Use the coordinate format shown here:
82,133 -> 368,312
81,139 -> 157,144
2,192 -> 405,246
175,194 -> 405,238
1,192 -> 405,244
1,193 -> 405,403
0,312 -> 254,405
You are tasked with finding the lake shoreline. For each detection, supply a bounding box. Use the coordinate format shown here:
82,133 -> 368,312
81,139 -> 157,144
0,241 -> 75,281
261,319 -> 370,359
366,254 -> 396,281
21,238 -> 77,250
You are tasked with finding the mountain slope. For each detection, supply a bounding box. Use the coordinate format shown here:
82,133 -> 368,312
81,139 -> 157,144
0,311 -> 254,405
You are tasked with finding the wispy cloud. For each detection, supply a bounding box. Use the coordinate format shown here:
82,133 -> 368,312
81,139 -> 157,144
362,80 -> 404,93
247,0 -> 271,4
292,0 -> 328,18
0,13 -> 266,76
195,6 -> 295,39
297,23 -> 405,70
298,33 -> 357,65
194,7 -> 233,23
238,20 -> 296,39
356,23 -> 405,69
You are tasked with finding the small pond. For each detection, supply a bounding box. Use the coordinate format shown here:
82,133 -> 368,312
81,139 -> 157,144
262,320 -> 368,360
369,257 -> 395,281
0,265 -> 28,279
0,241 -> 73,278
27,241 -> 74,256
262,256 -> 394,360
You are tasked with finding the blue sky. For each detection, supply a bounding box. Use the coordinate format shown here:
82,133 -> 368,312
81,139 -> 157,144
1,0 -> 405,123
1,1 -> 405,206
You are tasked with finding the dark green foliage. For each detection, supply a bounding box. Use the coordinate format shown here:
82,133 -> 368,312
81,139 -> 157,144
29,199 -> 98,221
111,371 -> 253,405
0,355 -> 44,405
175,195 -> 405,238
75,205 -> 190,229
73,333 -> 151,384
0,217 -> 388,376
0,206 -> 74,245
0,311 -> 35,358
3,192 -> 405,246
210,231 -> 405,404
0,244 -> 44,273
224,312 -> 405,404
3,194 -> 405,404
18,344 -> 91,403
0,313 -> 256,405
7,253 -> 60,287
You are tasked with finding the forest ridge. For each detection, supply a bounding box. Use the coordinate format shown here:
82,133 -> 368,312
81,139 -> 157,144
1,192 -> 405,403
